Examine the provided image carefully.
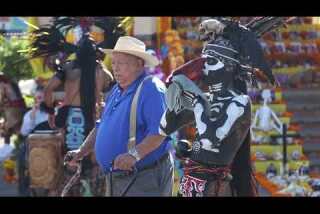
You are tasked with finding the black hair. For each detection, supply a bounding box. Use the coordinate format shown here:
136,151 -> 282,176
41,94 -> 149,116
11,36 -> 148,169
76,35 -> 97,131
230,133 -> 258,196
230,79 -> 258,196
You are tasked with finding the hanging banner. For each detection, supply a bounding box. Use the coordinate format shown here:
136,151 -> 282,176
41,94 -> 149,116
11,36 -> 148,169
0,17 -> 28,34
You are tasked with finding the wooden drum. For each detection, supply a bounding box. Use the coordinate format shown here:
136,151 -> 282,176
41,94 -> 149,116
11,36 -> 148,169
27,131 -> 64,190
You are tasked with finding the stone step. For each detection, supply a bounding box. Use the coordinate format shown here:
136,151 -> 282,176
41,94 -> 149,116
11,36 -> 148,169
296,130 -> 320,138
287,103 -> 320,112
282,87 -> 320,169
308,158 -> 320,167
300,123 -> 320,130
304,137 -> 320,145
291,112 -> 320,124
299,130 -> 320,138
293,125 -> 320,138
283,88 -> 320,102
299,122 -> 320,135
303,142 -> 320,153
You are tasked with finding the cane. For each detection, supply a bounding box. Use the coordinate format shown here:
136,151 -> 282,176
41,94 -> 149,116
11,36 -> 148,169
61,153 -> 82,197
120,166 -> 138,197
61,162 -> 82,197
109,161 -> 114,197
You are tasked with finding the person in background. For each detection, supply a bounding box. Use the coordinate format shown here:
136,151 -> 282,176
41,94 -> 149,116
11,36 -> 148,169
42,36 -> 113,196
18,85 -> 51,196
20,85 -> 51,136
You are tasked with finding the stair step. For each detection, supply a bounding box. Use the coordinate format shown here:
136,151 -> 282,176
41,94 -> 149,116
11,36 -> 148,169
254,85 -> 320,169
291,112 -> 320,123
303,142 -> 320,153
287,103 -> 320,112
301,123 -> 320,129
299,130 -> 320,138
283,88 -> 320,102
304,138 -> 320,144
308,158 -> 320,166
292,118 -> 320,123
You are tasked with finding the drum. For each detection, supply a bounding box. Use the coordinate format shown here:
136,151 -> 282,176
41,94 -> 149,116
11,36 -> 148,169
27,130 -> 64,190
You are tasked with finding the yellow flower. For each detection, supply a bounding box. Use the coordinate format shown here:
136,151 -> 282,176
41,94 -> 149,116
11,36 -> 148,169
3,159 -> 16,170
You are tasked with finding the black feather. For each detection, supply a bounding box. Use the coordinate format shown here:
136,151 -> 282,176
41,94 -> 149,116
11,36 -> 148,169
220,17 -> 295,85
246,17 -> 293,38
26,17 -> 127,71
94,17 -> 126,49
53,17 -> 78,35
29,25 -> 77,59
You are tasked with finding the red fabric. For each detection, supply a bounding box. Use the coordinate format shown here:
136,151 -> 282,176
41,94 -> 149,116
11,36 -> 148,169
5,99 -> 26,108
179,159 -> 231,196
179,174 -> 207,197
0,75 -> 9,83
182,159 -> 231,177
166,57 -> 205,85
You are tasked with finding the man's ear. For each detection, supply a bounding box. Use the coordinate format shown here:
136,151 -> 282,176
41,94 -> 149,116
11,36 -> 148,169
138,59 -> 145,67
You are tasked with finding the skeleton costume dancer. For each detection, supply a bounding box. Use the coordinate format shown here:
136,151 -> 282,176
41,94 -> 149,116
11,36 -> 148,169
159,17 -> 292,196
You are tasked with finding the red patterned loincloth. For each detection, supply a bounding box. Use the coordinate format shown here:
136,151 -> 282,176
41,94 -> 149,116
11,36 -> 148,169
179,174 -> 207,197
179,159 -> 231,197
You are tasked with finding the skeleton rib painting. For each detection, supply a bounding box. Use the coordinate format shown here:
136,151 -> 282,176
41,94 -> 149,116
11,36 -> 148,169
159,17 -> 294,196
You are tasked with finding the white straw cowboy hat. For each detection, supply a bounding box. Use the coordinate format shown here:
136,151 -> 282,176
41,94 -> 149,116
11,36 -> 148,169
103,36 -> 159,67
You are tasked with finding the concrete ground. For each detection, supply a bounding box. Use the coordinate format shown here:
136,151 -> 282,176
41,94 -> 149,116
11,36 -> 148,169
0,138 -> 19,197
0,136 -> 272,197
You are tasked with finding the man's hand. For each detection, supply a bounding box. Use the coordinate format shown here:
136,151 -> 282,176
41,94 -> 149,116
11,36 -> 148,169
114,153 -> 137,171
64,149 -> 82,167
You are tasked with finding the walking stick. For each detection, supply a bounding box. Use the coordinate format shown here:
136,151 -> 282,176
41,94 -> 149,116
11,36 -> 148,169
61,162 -> 82,197
120,167 -> 138,197
109,161 -> 138,197
110,161 -> 114,196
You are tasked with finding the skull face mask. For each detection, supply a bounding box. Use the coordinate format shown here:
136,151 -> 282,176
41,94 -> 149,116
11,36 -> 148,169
199,19 -> 226,42
201,38 -> 240,93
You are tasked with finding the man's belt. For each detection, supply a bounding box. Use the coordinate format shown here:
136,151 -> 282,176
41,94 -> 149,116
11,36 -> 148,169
111,153 -> 170,178
137,153 -> 169,172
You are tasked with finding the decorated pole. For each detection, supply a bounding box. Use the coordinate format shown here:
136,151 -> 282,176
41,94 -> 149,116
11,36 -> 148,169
282,123 -> 288,175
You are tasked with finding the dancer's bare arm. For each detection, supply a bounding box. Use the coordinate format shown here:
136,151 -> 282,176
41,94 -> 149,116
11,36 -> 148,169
44,76 -> 62,108
67,128 -> 97,166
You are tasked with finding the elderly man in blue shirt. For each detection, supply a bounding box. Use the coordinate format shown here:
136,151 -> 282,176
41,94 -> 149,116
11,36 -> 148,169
67,36 -> 174,196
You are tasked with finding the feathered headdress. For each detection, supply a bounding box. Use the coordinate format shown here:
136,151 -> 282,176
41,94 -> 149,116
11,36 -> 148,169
198,17 -> 295,87
26,17 -> 127,69
26,17 -> 128,131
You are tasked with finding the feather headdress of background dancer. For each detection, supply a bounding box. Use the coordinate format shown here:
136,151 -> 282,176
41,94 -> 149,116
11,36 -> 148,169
28,17 -> 126,131
160,17 -> 295,196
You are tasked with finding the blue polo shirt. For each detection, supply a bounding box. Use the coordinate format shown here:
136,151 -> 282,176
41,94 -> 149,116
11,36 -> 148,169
95,72 -> 172,173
